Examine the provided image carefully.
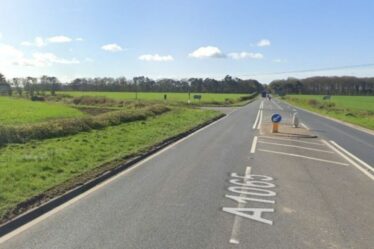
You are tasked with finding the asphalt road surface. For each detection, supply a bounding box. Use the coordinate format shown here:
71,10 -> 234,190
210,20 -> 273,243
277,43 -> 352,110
1,98 -> 373,249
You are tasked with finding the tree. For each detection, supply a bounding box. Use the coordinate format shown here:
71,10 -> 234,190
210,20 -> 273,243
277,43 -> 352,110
0,73 -> 12,96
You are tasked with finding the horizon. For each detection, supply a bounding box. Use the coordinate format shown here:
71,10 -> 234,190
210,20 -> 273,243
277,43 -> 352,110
1,0 -> 374,83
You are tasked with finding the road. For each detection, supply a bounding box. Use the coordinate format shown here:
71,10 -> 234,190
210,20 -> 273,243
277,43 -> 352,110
0,98 -> 373,249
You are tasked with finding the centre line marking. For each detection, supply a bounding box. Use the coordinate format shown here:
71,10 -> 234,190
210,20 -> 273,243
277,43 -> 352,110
252,110 -> 261,130
322,140 -> 374,180
229,166 -> 251,245
257,140 -> 334,153
257,110 -> 263,130
250,136 -> 258,153
258,149 -> 349,166
258,136 -> 324,146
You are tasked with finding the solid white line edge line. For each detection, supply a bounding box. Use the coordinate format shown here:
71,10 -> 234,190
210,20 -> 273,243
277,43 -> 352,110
329,140 -> 373,173
322,140 -> 374,180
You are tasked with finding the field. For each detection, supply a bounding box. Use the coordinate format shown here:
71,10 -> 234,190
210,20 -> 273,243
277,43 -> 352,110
0,107 -> 221,221
284,95 -> 374,130
59,91 -> 252,104
0,97 -> 84,125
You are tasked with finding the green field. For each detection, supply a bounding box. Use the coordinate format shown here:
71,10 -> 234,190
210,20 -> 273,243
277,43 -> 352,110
284,95 -> 374,130
0,97 -> 84,125
0,108 -> 221,220
59,91 -> 252,104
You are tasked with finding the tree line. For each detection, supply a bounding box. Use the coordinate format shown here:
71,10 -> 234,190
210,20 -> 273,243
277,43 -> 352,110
269,76 -> 374,95
0,74 -> 262,96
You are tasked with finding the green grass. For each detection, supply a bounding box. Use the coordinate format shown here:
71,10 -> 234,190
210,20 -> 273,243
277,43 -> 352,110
0,97 -> 84,125
59,91 -> 251,104
0,108 -> 221,220
284,95 -> 374,130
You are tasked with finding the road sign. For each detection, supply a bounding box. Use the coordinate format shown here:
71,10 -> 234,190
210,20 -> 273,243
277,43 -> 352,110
271,113 -> 282,123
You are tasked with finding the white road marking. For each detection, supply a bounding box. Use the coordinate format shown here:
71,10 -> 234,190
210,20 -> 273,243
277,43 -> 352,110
322,140 -> 374,180
300,122 -> 310,130
257,140 -> 334,153
329,141 -> 373,173
228,166 -> 251,244
252,110 -> 261,130
258,110 -> 263,130
258,136 -> 324,146
0,109 -> 235,244
258,149 -> 349,166
250,136 -> 258,153
272,100 -> 284,110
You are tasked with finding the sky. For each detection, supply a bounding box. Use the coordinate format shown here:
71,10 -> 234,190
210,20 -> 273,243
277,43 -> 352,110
0,0 -> 374,83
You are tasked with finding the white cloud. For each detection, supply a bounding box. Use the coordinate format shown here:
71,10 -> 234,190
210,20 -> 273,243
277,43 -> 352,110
189,46 -> 225,58
101,43 -> 123,52
21,35 -> 79,47
257,39 -> 271,47
32,52 -> 79,65
0,43 -> 26,64
273,58 -> 287,63
85,57 -> 94,63
21,36 -> 46,47
76,37 -> 84,42
21,37 -> 45,47
47,35 -> 72,43
138,54 -> 174,62
0,43 -> 79,67
228,52 -> 264,60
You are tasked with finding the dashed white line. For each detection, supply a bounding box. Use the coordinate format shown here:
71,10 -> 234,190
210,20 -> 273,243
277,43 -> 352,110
258,136 -> 324,146
258,149 -> 349,166
258,110 -> 263,130
228,166 -> 252,245
252,110 -> 261,130
322,140 -> 374,180
250,136 -> 258,153
257,140 -> 334,153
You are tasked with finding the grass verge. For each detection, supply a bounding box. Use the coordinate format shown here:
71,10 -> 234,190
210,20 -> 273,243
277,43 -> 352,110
0,104 -> 169,146
283,95 -> 374,130
0,97 -> 84,125
0,107 -> 222,222
59,91 -> 256,106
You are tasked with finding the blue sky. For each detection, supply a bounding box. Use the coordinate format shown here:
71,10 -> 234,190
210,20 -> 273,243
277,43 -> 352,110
0,0 -> 374,83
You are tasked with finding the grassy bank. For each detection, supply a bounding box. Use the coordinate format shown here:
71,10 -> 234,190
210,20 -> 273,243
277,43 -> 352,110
0,104 -> 169,146
0,97 -> 84,125
283,95 -> 374,130
0,108 -> 221,221
59,91 -> 253,105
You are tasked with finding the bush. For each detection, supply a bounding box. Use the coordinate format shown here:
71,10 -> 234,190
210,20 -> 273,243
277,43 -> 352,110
239,92 -> 258,101
0,104 -> 170,146
31,96 -> 45,101
307,99 -> 319,106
